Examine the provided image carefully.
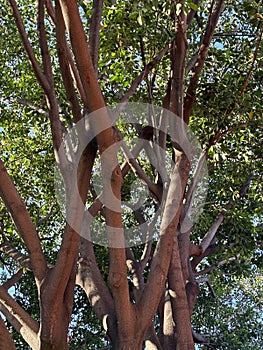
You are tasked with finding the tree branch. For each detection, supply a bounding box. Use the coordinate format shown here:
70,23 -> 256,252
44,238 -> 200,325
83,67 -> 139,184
0,316 -> 16,350
89,0 -> 103,75
139,151 -> 191,337
182,149 -> 208,230
170,4 -> 188,119
200,213 -> 224,253
76,207 -> 116,335
184,0 -> 225,124
0,286 -> 39,349
119,43 -> 169,106
186,0 -> 201,27
168,234 -> 194,348
76,232 -> 118,344
57,0 -> 106,112
55,1 -> 82,122
8,0 -> 64,157
8,0 -> 50,92
0,159 -> 46,282
191,242 -> 217,270
2,269 -> 24,291
46,0 -> 87,105
37,0 -> 54,87
120,139 -> 162,202
46,143 -> 96,301
240,25 -> 263,97
195,255 -> 239,276
0,239 -> 31,270
0,97 -> 49,117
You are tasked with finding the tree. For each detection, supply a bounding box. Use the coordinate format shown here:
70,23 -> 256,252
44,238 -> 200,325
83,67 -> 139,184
0,0 -> 262,349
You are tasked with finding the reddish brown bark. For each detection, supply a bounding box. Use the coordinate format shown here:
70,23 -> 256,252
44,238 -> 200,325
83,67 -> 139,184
0,316 -> 17,350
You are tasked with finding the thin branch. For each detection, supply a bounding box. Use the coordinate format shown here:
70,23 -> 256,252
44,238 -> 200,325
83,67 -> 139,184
36,203 -> 55,227
208,121 -> 258,147
37,0 -> 54,87
200,212 -> 224,253
213,31 -> 257,37
186,0 -> 201,27
206,279 -> 218,298
89,0 -> 103,74
8,0 -> 64,156
8,0 -> 50,93
198,173 -> 253,256
120,140 -> 162,202
192,329 -> 211,346
195,255 -> 239,276
226,24 -> 263,115
0,97 -> 49,117
202,27 -> 262,147
139,215 -> 159,269
119,44 -> 169,105
184,0 -> 225,124
2,269 -> 24,291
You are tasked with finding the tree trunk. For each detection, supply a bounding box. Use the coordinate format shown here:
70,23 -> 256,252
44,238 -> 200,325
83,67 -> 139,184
39,304 -> 70,350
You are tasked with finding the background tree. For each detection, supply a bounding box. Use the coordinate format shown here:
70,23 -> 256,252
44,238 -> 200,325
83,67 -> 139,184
0,0 -> 262,349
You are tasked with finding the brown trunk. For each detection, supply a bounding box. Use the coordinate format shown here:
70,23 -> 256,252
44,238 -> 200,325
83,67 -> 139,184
168,235 -> 194,350
112,338 -> 143,350
39,254 -> 77,350
39,298 -> 70,350
40,340 -> 68,350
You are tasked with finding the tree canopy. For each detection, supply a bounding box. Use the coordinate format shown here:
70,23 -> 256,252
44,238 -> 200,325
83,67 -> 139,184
0,0 -> 262,349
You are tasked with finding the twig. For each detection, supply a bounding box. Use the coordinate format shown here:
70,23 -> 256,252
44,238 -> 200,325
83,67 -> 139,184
0,98 -> 49,117
195,255 -> 239,276
119,43 -> 169,105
